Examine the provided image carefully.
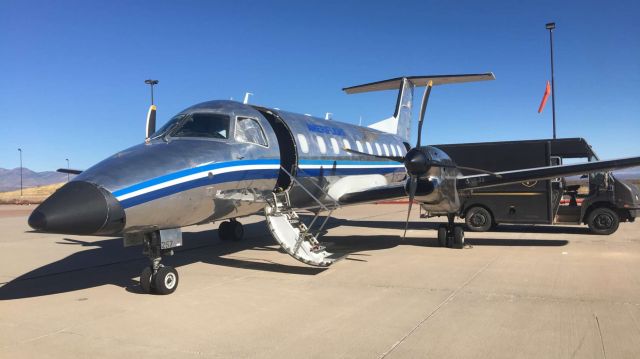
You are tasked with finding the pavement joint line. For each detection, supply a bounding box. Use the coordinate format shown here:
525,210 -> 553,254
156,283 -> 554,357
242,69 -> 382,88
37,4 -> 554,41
378,255 -> 500,358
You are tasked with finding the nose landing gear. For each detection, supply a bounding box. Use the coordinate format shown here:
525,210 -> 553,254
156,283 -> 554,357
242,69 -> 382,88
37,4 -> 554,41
437,214 -> 465,249
139,231 -> 180,295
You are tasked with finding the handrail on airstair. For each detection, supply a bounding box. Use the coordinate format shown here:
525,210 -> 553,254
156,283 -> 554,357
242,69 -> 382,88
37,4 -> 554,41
275,166 -> 340,244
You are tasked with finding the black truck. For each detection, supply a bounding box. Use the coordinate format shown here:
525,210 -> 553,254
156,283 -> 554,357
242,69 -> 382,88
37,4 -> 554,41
433,138 -> 640,235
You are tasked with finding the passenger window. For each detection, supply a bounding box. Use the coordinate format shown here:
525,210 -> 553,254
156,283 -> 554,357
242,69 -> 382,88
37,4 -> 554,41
171,113 -> 230,139
396,145 -> 403,156
383,144 -> 390,156
330,138 -> 340,154
316,136 -> 327,154
390,145 -> 397,157
356,141 -> 364,153
297,134 -> 309,153
342,139 -> 351,150
375,143 -> 382,156
235,117 -> 268,147
366,142 -> 373,154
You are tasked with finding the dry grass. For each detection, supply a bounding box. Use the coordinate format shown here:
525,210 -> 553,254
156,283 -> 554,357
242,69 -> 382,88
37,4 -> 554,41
0,183 -> 65,204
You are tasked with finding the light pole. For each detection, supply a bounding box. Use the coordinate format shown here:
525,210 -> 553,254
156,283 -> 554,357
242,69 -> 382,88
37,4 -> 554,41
144,79 -> 159,105
18,148 -> 22,196
65,158 -> 70,182
546,22 -> 557,139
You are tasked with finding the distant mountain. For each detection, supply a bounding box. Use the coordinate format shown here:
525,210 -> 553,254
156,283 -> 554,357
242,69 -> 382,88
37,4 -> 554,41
0,168 -> 72,192
613,167 -> 640,180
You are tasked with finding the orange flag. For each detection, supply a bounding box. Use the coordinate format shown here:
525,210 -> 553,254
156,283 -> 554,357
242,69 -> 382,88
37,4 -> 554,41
538,81 -> 551,113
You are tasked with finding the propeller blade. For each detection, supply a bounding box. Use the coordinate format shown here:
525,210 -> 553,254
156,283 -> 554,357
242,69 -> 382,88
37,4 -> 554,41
456,166 -> 502,178
344,148 -> 404,163
416,80 -> 433,148
145,104 -> 157,139
403,176 -> 417,238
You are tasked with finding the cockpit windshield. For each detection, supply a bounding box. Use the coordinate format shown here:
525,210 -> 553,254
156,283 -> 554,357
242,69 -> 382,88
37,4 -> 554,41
151,113 -> 230,140
151,114 -> 185,139
172,113 -> 230,139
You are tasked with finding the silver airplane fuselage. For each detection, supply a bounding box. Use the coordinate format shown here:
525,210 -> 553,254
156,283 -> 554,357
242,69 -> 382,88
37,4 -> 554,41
30,100 -> 458,236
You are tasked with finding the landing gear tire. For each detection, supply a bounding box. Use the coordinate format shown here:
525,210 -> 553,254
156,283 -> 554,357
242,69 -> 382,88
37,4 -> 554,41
153,266 -> 179,295
218,220 -> 244,241
587,207 -> 620,235
218,221 -> 231,241
229,220 -> 244,241
140,266 -> 153,293
453,226 -> 465,249
465,206 -> 493,232
437,226 -> 447,247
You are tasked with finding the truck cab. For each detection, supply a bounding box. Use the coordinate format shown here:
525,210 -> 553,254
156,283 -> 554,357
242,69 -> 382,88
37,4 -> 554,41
433,138 -> 640,235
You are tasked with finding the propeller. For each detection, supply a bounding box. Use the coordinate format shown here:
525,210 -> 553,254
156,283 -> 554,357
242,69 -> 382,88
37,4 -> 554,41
145,104 -> 157,139
401,81 -> 433,237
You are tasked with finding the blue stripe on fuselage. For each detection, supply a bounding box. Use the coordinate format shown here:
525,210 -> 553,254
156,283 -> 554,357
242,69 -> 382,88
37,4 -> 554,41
112,158 -> 280,198
116,158 -> 405,209
119,168 -> 278,208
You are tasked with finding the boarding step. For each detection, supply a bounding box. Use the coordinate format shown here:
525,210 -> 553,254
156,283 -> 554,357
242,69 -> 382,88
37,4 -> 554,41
264,204 -> 344,267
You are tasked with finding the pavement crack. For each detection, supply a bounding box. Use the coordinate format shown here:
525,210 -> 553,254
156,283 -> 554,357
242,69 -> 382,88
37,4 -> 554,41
379,255 -> 499,358
594,313 -> 607,359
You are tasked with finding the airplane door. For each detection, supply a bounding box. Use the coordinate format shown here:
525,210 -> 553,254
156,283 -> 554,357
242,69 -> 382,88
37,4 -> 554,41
254,108 -> 298,190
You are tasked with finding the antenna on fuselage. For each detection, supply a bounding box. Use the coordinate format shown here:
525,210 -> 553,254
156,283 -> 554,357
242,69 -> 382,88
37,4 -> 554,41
325,112 -> 332,120
243,92 -> 253,104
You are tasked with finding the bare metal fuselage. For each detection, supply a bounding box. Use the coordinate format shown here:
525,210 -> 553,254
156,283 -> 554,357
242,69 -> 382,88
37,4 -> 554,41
70,101 -> 412,234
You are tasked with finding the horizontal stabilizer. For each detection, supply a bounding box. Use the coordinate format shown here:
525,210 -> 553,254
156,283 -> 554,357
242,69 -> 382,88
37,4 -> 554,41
458,156 -> 640,191
57,168 -> 83,175
343,73 -> 495,94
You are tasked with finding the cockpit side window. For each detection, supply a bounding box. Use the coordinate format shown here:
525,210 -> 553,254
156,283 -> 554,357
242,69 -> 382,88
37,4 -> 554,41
235,117 -> 268,147
171,113 -> 230,139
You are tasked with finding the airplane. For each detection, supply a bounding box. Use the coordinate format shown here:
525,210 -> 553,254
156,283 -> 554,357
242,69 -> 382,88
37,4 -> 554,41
31,73 -> 640,295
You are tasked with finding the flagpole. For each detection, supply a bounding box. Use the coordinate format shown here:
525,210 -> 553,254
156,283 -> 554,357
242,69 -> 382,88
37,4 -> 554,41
546,22 -> 557,139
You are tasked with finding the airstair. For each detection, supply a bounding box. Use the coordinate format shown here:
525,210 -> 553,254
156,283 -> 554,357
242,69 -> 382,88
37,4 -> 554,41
264,167 -> 344,267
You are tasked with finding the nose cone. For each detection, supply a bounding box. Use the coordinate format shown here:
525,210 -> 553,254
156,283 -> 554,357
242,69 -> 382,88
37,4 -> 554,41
404,148 -> 430,176
28,181 -> 125,235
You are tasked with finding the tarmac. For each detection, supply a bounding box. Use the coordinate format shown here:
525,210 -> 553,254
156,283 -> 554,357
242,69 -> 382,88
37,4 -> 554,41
1,203 -> 640,358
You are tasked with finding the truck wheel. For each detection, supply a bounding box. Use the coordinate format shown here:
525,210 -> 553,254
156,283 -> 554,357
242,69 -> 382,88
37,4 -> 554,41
587,207 -> 619,235
465,207 -> 493,232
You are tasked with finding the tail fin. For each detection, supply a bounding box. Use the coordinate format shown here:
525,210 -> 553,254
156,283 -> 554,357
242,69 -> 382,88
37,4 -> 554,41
343,73 -> 494,142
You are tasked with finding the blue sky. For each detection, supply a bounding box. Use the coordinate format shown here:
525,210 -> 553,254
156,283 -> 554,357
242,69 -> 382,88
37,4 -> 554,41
1,0 -> 638,171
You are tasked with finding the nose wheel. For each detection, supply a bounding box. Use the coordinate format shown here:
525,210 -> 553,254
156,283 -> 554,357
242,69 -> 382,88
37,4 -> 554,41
139,231 -> 179,295
437,215 -> 465,249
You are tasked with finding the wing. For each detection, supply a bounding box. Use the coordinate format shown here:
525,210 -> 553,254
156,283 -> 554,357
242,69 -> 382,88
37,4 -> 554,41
457,156 -> 640,190
57,168 -> 83,175
338,183 -> 406,204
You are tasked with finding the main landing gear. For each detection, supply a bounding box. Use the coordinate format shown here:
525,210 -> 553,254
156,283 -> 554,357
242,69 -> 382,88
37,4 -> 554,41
218,219 -> 244,241
437,214 -> 465,249
140,232 -> 179,295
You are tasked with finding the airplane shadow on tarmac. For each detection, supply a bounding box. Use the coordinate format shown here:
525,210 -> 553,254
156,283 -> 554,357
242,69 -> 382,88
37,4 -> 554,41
0,218 -> 568,300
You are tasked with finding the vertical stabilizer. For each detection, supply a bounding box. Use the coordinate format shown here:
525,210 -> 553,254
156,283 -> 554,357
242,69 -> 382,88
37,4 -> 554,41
366,78 -> 414,142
